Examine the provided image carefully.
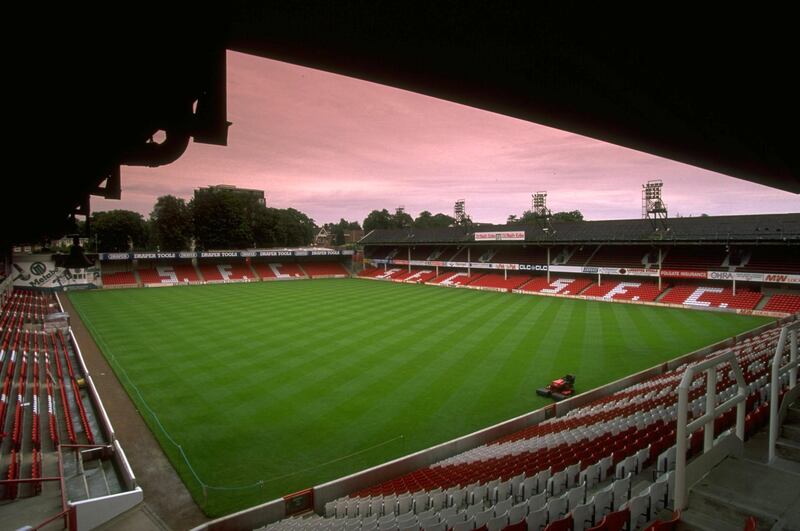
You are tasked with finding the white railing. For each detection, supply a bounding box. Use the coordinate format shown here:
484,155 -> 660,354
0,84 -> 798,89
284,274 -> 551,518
768,320 -> 799,462
675,349 -> 747,510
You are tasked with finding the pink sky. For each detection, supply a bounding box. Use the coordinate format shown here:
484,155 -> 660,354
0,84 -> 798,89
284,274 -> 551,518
94,51 -> 798,225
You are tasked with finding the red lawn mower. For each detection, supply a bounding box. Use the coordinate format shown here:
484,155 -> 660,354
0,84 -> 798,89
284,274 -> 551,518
536,374 -> 576,401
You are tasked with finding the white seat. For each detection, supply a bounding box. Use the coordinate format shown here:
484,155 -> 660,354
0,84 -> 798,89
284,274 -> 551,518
526,507 -> 547,531
412,493 -> 428,514
657,447 -> 677,475
397,494 -> 413,516
647,477 -> 668,514
445,513 -> 467,528
384,495 -> 398,516
636,447 -> 650,474
579,463 -> 601,490
567,484 -> 586,509
439,506 -> 457,518
325,501 -> 336,518
625,493 -> 650,530
527,491 -> 547,512
510,473 -> 526,502
422,523 -> 445,531
418,515 -> 439,529
487,512 -> 509,531
430,491 -> 446,512
613,473 -> 632,508
474,509 -> 493,528
465,504 -> 483,518
570,500 -> 594,531
565,462 -> 581,488
508,502 -> 527,525
335,499 -> 348,518
547,491 -> 568,522
493,496 -> 513,516
520,476 -> 538,500
449,488 -> 466,509
452,516 -> 475,531
615,455 -> 637,480
358,498 -> 372,517
599,456 -> 613,481
470,485 -> 487,506
593,485 -> 613,522
547,470 -> 567,497
537,468 -> 552,494
397,522 -> 419,531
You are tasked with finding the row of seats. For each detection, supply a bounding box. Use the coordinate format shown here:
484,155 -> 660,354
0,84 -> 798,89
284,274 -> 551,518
659,285 -> 762,310
581,282 -> 665,302
763,294 -> 800,314
262,324 -> 791,531
0,296 -> 98,500
104,261 -> 350,286
359,270 -> 799,315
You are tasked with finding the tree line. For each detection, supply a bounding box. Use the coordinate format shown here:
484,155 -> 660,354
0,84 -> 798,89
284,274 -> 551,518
88,190 -> 317,252
86,193 -> 584,252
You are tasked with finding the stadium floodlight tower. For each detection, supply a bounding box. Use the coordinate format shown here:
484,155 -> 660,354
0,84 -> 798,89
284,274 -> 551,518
454,199 -> 466,225
642,179 -> 669,232
533,191 -> 555,281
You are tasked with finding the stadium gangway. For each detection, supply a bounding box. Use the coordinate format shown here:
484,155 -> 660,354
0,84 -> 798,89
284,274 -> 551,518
768,319 -> 799,463
674,347 -> 747,511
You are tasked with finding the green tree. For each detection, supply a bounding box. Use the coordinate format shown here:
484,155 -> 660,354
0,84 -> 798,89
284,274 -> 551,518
392,208 -> 414,229
415,211 -> 456,228
190,188 -> 257,249
91,210 -> 148,252
150,195 -> 192,251
551,210 -> 584,222
363,209 -> 393,232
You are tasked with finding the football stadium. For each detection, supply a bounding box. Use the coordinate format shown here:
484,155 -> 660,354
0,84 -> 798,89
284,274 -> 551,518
4,6 -> 800,531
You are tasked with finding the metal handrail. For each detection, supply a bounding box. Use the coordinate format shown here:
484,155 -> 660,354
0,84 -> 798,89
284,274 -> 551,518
674,348 -> 747,510
769,320 -> 799,462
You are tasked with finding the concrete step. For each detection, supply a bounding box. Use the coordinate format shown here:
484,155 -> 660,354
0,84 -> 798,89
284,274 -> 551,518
686,456 -> 800,531
776,437 -> 800,462
688,485 -> 777,531
782,422 -> 800,443
787,404 -> 800,424
677,506 -> 748,531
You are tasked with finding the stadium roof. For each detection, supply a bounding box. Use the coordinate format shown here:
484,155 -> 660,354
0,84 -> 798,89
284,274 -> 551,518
10,5 -> 798,245
360,213 -> 800,246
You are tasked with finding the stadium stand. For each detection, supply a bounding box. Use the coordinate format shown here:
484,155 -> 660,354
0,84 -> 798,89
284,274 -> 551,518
392,269 -> 439,283
518,277 -> 594,296
659,285 -> 762,310
468,273 -> 532,291
252,262 -> 308,279
198,262 -> 254,282
563,246 -> 597,266
762,294 -> 800,314
0,289 -> 133,524
490,246 -> 550,265
302,262 -> 350,278
659,247 -> 727,271
581,280 -> 665,302
260,324 -> 792,531
137,263 -> 202,285
428,271 -> 484,286
586,246 -> 647,268
101,262 -> 138,287
739,246 -> 800,274
358,267 -> 406,280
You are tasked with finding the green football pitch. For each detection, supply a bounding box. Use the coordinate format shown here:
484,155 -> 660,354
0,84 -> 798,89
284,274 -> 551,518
67,279 -> 772,516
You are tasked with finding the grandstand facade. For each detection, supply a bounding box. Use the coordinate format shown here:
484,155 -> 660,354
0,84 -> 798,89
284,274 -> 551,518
359,213 -> 800,317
